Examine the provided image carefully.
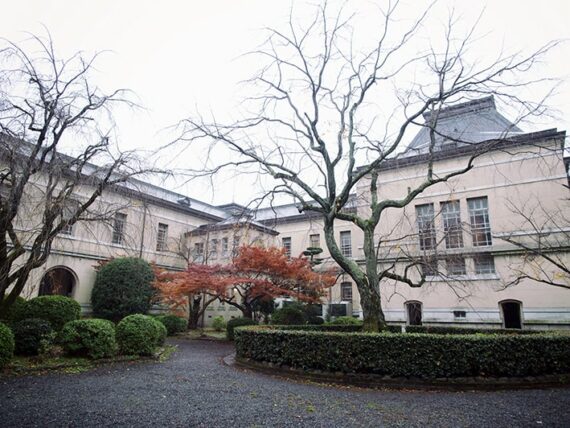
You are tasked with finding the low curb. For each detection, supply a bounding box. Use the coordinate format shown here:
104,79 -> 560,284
224,353 -> 570,391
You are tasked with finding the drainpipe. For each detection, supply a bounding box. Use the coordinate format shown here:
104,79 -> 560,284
139,200 -> 147,258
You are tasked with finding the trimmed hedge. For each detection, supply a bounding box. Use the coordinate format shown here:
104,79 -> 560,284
12,318 -> 54,356
156,315 -> 187,336
59,319 -> 117,359
328,316 -> 362,325
406,325 -> 541,335
226,317 -> 258,341
91,257 -> 155,322
270,324 -> 402,333
0,322 -> 14,368
235,327 -> 570,378
212,316 -> 226,332
271,306 -> 305,325
17,296 -> 81,331
116,314 -> 165,356
1,296 -> 27,323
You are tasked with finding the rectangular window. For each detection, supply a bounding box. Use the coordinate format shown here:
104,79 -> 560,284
210,238 -> 218,259
416,203 -> 436,250
221,237 -> 229,257
474,254 -> 496,274
340,282 -> 353,302
453,310 -> 466,318
194,242 -> 204,260
60,202 -> 76,236
309,233 -> 320,248
340,231 -> 352,258
112,212 -> 127,244
232,235 -> 241,257
282,237 -> 292,258
156,223 -> 168,252
468,197 -> 492,246
441,201 -> 463,249
421,256 -> 438,277
446,256 -> 466,276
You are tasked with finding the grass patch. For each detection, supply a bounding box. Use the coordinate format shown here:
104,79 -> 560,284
181,328 -> 228,340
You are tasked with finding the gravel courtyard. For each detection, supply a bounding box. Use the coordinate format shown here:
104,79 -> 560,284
1,339 -> 570,427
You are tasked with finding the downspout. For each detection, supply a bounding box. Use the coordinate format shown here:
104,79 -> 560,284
139,200 -> 147,258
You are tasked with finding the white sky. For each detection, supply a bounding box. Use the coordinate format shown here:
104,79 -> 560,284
2,0 -> 569,206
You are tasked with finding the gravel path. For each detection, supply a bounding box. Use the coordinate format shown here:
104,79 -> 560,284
1,339 -> 570,427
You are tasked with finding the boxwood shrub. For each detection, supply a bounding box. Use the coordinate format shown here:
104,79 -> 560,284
17,296 -> 81,331
116,314 -> 165,356
328,316 -> 362,325
59,319 -> 117,359
235,327 -> 570,378
156,315 -> 187,336
0,321 -> 14,368
12,318 -> 54,356
271,306 -> 305,325
91,257 -> 155,322
406,325 -> 542,335
226,317 -> 258,341
270,324 -> 401,333
1,296 -> 27,323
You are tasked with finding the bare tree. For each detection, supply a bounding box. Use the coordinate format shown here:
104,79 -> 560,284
173,3 -> 559,331
0,33 -> 154,316
499,192 -> 570,290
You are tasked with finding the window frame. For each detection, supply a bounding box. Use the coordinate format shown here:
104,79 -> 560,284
282,236 -> 292,258
415,203 -> 437,250
340,231 -> 352,258
111,212 -> 127,245
467,197 -> 492,247
340,282 -> 353,302
441,200 -> 464,249
156,223 -> 169,252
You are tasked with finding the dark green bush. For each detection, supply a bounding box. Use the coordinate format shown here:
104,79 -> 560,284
91,257 -> 155,322
156,315 -> 187,336
406,325 -> 541,335
1,296 -> 27,323
235,327 -> 570,378
0,322 -> 14,368
328,316 -> 362,325
226,317 -> 258,341
212,316 -> 226,332
271,306 -> 305,325
273,324 -> 362,333
12,318 -> 54,356
59,319 -> 117,359
116,314 -> 165,356
307,316 -> 324,325
18,296 -> 81,330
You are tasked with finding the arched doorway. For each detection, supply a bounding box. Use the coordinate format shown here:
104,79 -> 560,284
405,301 -> 423,326
39,267 -> 76,297
500,300 -> 523,329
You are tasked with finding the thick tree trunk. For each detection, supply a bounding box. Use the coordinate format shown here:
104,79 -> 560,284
187,295 -> 202,329
323,220 -> 386,332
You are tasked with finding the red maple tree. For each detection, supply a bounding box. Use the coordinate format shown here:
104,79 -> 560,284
154,245 -> 336,327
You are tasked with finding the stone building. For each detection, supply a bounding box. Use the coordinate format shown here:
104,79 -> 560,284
8,97 -> 570,328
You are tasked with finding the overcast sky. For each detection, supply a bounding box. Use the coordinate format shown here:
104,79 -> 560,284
2,0 -> 569,206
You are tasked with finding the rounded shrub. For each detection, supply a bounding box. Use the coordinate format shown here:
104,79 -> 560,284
18,296 -> 81,330
116,314 -> 165,356
271,306 -> 305,325
329,316 -> 362,325
12,318 -> 54,356
156,315 -> 187,336
1,296 -> 27,323
0,322 -> 15,368
59,319 -> 117,359
226,317 -> 258,341
91,257 -> 155,322
212,316 -> 226,332
307,316 -> 325,325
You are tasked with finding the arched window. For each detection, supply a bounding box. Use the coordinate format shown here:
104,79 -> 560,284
405,301 -> 422,326
39,266 -> 76,298
499,300 -> 523,329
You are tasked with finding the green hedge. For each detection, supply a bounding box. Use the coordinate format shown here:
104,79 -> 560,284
271,306 -> 305,325
17,296 -> 81,331
59,319 -> 117,359
235,327 -> 570,378
12,318 -> 54,356
1,296 -> 27,323
226,317 -> 258,341
328,316 -> 362,325
0,322 -> 14,368
116,314 -> 165,356
91,257 -> 155,322
156,315 -> 187,336
406,325 -> 541,335
270,324 -> 402,333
